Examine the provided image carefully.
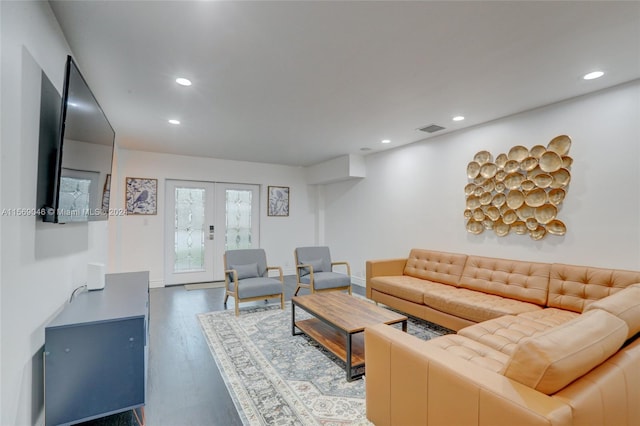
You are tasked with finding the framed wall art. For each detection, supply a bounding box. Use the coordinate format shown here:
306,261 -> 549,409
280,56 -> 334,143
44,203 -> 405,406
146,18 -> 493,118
268,186 -> 289,217
101,174 -> 111,212
126,177 -> 157,215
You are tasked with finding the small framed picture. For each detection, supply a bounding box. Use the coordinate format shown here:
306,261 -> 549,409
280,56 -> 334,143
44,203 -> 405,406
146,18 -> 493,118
268,186 -> 289,217
126,177 -> 157,215
102,174 -> 111,212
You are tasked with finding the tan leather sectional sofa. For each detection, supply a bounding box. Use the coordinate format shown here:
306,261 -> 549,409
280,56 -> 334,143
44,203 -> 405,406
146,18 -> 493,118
365,249 -> 640,426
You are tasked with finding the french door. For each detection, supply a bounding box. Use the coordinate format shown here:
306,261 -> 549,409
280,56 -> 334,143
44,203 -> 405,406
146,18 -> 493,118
164,180 -> 259,285
213,183 -> 260,281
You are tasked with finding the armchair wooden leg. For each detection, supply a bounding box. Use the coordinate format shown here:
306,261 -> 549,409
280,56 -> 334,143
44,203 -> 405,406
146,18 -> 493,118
234,299 -> 239,316
348,286 -> 352,295
280,294 -> 284,310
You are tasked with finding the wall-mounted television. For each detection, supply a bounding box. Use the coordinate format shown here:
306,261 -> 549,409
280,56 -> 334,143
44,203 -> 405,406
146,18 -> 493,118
37,56 -> 115,223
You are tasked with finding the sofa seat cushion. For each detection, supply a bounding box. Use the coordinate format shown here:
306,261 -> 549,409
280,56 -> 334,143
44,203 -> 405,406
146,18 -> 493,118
459,313 -> 575,356
422,286 -> 542,323
517,308 -> 580,327
518,308 -> 580,328
503,309 -> 628,395
426,334 -> 509,373
231,277 -> 283,298
584,284 -> 640,339
369,275 -> 451,304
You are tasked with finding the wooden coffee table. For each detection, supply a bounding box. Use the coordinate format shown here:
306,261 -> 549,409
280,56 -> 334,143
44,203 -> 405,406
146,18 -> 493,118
291,292 -> 407,381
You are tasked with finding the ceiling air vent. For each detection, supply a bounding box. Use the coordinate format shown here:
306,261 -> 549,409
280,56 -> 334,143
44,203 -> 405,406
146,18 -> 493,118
419,124 -> 445,133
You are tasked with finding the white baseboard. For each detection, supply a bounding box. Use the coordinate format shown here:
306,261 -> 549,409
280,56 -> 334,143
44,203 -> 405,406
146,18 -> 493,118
283,267 -> 296,276
351,277 -> 365,287
150,275 -> 363,288
149,279 -> 164,288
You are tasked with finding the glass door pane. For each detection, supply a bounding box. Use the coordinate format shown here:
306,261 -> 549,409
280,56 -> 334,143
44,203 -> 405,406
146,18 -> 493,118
213,183 -> 260,281
174,187 -> 206,272
225,189 -> 253,250
165,180 -> 214,285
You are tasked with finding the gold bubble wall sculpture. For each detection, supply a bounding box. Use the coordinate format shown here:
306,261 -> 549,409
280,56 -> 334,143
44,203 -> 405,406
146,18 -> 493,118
465,135 -> 572,240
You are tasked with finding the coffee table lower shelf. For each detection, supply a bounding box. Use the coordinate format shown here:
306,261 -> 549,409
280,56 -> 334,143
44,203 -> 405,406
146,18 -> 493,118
291,293 -> 407,382
293,318 -> 365,380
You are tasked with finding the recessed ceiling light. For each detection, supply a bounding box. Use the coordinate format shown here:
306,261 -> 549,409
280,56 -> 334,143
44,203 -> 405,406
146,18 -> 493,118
175,77 -> 192,86
381,139 -> 391,144
452,116 -> 465,121
168,119 -> 181,125
583,71 -> 604,80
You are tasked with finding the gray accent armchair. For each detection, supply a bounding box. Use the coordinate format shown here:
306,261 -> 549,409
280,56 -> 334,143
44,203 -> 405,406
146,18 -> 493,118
224,248 -> 284,316
294,246 -> 351,295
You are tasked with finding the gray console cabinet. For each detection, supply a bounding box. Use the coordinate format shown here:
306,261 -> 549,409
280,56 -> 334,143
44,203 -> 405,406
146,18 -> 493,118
44,271 -> 149,426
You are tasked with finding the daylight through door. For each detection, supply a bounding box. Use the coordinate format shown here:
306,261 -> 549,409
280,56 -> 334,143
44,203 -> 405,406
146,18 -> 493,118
165,181 -> 260,285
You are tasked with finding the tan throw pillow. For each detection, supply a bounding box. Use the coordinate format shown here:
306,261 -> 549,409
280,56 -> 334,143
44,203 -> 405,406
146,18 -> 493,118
584,284 -> 640,339
503,309 -> 628,395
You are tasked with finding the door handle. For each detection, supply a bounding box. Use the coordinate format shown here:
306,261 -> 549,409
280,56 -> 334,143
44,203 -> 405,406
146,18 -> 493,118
209,225 -> 215,240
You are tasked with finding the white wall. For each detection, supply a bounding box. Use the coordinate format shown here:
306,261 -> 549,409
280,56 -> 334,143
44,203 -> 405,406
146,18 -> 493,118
0,2 -> 108,425
109,149 -> 318,286
1,4 -> 637,423
0,3 -> 3,419
305,154 -> 366,184
324,81 -> 640,284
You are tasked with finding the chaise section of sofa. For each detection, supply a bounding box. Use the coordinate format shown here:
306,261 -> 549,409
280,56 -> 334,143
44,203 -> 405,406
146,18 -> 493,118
365,322 -> 575,426
364,248 -> 640,426
365,306 -> 640,426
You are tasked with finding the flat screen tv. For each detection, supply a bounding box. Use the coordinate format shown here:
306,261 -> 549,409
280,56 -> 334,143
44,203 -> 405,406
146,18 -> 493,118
37,55 -> 115,223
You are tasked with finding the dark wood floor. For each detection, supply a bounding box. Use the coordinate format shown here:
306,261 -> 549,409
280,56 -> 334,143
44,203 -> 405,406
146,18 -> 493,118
145,283 -> 243,426
82,277 -> 365,426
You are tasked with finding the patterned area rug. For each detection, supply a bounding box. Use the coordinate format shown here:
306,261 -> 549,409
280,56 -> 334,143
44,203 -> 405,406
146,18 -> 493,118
198,301 -> 452,425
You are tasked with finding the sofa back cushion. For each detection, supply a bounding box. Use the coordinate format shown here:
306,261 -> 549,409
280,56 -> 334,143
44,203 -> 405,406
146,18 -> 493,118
403,249 -> 467,287
503,309 -> 628,395
584,284 -> 640,339
548,264 -> 640,313
459,255 -> 550,306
